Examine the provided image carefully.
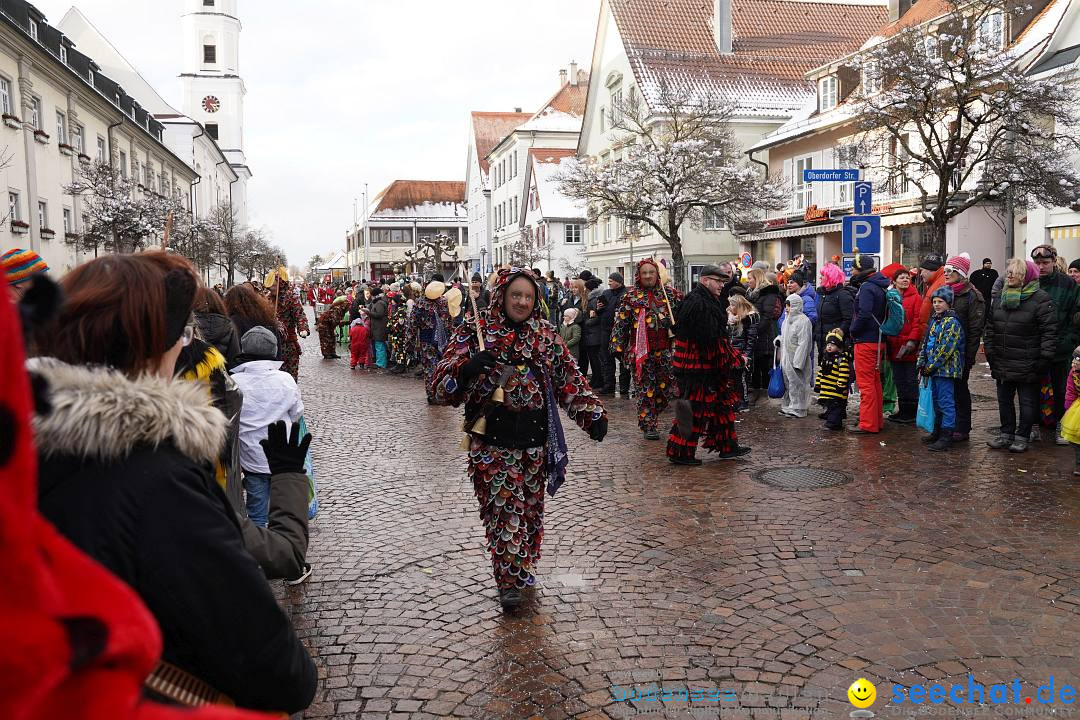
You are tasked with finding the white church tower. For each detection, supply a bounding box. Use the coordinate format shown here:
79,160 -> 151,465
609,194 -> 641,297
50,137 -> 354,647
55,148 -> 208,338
180,0 -> 251,225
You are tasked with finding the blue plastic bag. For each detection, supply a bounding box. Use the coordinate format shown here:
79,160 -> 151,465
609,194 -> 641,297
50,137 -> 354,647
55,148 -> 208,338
768,364 -> 785,399
297,416 -> 318,519
916,378 -> 936,433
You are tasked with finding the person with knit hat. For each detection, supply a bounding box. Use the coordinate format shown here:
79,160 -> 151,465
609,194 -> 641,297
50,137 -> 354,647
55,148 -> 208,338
984,259 -> 1056,453
1068,258 -> 1080,284
597,270 -> 629,396
916,253 -> 946,309
883,265 -> 924,424
815,328 -> 852,430
848,253 -> 891,433
816,262 -> 853,359
2,247 -> 49,296
932,252 -> 986,441
971,258 -> 999,303
917,285 -> 965,451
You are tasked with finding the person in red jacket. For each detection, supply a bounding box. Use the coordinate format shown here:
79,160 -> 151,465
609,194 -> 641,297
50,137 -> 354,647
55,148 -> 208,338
882,264 -> 924,423
916,253 -> 946,339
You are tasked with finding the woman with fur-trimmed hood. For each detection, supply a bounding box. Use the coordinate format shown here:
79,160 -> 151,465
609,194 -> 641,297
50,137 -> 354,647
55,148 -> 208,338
429,268 -> 607,613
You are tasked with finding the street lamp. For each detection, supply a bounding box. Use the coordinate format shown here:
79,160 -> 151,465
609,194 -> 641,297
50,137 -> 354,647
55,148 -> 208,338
480,247 -> 488,274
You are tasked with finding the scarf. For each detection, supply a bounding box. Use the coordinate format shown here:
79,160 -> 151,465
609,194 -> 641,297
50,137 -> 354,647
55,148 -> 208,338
544,376 -> 569,497
634,308 -> 649,381
1001,280 -> 1040,310
948,280 -> 968,295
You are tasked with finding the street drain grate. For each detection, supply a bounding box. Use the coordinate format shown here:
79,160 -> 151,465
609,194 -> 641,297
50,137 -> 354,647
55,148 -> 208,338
752,466 -> 853,491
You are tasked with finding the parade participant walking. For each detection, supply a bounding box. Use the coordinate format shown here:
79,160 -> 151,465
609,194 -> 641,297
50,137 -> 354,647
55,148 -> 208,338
387,286 -> 413,373
31,252 -> 317,713
411,275 -> 453,400
316,295 -> 348,359
666,265 -> 750,465
747,268 -> 783,395
985,259 -> 1057,452
778,294 -> 813,418
917,286 -> 965,452
429,268 -> 607,613
1061,347 -> 1080,473
848,255 -> 890,434
727,295 -> 759,412
265,268 -> 309,381
1031,244 -> 1080,444
816,329 -> 852,430
938,253 -> 985,442
597,272 -> 629,396
884,266 -> 924,424
609,259 -> 684,440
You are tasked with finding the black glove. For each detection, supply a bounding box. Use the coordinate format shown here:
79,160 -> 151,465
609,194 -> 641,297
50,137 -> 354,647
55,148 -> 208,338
460,350 -> 497,385
919,366 -> 932,377
260,420 -> 312,476
589,417 -> 608,442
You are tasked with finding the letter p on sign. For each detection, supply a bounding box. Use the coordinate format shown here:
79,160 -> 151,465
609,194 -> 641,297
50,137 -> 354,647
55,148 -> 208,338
842,215 -> 881,254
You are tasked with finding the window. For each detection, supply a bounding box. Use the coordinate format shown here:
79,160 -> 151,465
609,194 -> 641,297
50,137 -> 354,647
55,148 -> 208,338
978,11 -> 1004,52
28,20 -> 38,42
118,150 -> 127,178
919,35 -> 939,58
0,77 -> 11,115
861,60 -> 882,96
794,155 -> 814,211
565,224 -> 582,244
205,123 -> 219,140
204,0 -> 214,5
63,208 -> 72,234
818,76 -> 838,112
30,97 -> 41,130
56,111 -> 66,143
203,44 -> 216,64
144,163 -> 152,187
512,152 -> 517,177
37,200 -> 47,231
96,135 -> 106,162
600,107 -> 606,133
88,69 -> 94,87
60,45 -> 67,64
704,207 -> 727,230
610,86 -> 623,123
9,191 -> 20,221
607,215 -> 616,242
72,124 -> 84,152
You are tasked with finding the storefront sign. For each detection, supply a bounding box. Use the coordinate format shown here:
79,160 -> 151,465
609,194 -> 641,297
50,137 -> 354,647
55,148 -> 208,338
804,205 -> 829,223
764,217 -> 789,230
871,203 -> 893,214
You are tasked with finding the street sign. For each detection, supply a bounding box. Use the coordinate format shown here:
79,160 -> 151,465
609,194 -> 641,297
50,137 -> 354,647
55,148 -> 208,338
854,182 -> 873,215
803,169 -> 860,183
739,251 -> 753,268
842,215 -> 881,254
842,255 -> 880,278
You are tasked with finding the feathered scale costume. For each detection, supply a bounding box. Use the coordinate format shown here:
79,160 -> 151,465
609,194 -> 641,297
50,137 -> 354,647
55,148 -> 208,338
429,269 -> 606,590
609,259 -> 683,432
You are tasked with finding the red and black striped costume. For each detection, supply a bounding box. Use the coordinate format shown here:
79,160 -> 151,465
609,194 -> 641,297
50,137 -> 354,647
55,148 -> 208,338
666,283 -> 742,461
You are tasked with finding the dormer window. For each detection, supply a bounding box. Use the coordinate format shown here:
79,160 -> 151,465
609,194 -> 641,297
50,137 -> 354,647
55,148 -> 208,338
978,10 -> 1004,52
818,75 -> 838,112
60,45 -> 67,64
88,69 -> 94,87
28,20 -> 38,41
861,60 -> 882,96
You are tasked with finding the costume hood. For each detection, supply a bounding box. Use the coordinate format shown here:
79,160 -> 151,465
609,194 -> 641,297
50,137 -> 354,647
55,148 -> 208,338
28,359 -> 226,466
634,258 -> 662,290
786,294 -> 805,314
486,268 -> 544,326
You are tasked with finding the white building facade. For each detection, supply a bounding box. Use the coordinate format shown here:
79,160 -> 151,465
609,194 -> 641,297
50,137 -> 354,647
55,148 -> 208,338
465,111 -> 530,274
518,149 -> 588,275
0,0 -> 196,275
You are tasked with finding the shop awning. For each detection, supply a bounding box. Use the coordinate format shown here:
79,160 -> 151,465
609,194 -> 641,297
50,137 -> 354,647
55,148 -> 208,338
1050,226 -> 1080,241
749,222 -> 842,239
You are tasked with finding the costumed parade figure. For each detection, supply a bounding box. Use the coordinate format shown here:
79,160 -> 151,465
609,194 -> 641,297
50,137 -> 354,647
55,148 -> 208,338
609,258 -> 683,439
428,268 -> 608,613
666,265 -> 750,465
265,268 -> 309,381
386,289 -> 412,373
410,276 -> 452,401
778,294 -> 814,418
316,296 -> 348,359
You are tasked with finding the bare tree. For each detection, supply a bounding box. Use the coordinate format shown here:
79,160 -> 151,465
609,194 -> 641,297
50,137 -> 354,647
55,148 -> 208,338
405,232 -> 460,278
66,161 -> 173,255
854,0 -> 1080,248
504,227 -> 546,268
557,85 -> 785,287
201,202 -> 244,287
558,246 -> 590,277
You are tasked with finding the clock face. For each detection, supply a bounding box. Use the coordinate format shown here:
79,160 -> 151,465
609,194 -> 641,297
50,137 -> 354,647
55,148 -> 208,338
202,96 -> 220,113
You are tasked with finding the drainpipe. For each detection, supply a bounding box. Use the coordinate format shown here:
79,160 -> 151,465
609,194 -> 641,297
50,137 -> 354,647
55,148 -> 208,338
189,125 -> 204,220
747,148 -> 773,259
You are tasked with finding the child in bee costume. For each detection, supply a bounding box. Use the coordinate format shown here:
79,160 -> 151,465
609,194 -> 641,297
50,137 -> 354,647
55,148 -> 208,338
815,328 -> 852,430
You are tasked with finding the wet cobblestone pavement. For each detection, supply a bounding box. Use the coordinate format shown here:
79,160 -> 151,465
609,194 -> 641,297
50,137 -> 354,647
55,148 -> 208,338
283,311 -> 1079,719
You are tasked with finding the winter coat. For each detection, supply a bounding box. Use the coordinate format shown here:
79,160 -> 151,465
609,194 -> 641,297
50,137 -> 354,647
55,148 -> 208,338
971,267 -> 999,305
885,284 -> 924,362
195,311 -> 240,367
817,285 -> 854,350
367,295 -> 389,342
749,284 -> 782,356
918,311 -> 965,379
1039,269 -> 1080,362
983,286 -> 1056,383
916,267 -> 947,338
559,322 -> 581,356
779,296 -> 813,414
815,350 -> 852,401
230,360 -> 304,475
599,284 -> 626,333
560,294 -> 587,327
729,313 -> 760,363
582,294 -> 606,347
949,282 -> 986,366
31,359 -> 317,713
848,272 -> 891,344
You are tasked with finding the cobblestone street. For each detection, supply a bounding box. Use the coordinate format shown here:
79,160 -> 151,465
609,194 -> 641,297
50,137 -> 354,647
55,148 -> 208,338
284,312 -> 1079,719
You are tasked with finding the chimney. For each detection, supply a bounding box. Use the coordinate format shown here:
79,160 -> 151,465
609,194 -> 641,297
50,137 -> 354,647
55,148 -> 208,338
560,68 -> 568,86
514,107 -> 522,113
713,0 -> 732,54
569,61 -> 579,85
888,0 -> 901,22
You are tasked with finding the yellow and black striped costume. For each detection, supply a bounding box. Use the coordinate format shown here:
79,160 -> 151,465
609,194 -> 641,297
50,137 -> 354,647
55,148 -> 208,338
816,351 -> 852,401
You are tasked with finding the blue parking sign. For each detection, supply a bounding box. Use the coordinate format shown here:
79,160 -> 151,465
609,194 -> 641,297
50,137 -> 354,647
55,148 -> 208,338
854,182 -> 873,215
842,215 -> 881,254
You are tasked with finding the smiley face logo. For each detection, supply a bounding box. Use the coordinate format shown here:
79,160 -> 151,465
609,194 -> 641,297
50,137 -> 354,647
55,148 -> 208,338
848,678 -> 877,708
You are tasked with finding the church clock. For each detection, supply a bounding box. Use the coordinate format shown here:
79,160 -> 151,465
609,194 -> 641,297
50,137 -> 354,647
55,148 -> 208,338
202,96 -> 221,113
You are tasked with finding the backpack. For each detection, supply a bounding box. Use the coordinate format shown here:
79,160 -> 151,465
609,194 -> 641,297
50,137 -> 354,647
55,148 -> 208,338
877,286 -> 905,337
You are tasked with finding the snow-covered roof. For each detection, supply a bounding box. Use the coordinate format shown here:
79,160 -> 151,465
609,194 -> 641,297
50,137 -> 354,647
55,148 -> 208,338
517,109 -> 584,133
317,253 -> 348,271
370,180 -> 466,221
470,112 -> 531,176
530,150 -> 586,221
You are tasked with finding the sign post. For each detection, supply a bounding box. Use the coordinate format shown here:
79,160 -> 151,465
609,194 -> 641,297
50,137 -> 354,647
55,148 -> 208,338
854,182 -> 872,215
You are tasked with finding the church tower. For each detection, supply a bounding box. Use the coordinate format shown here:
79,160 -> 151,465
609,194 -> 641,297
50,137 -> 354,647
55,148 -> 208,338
180,0 -> 251,224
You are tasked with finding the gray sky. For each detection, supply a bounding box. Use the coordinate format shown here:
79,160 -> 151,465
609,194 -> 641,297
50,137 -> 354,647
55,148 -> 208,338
31,0 -> 600,267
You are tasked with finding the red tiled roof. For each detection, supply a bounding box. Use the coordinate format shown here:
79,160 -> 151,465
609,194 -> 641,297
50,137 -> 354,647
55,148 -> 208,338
373,180 -> 465,212
877,0 -> 950,37
609,0 -> 888,112
537,76 -> 590,117
471,112 -> 531,174
529,148 -> 577,164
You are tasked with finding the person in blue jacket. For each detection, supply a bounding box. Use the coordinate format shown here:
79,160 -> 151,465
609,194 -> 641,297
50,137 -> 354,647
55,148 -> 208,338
847,255 -> 891,433
917,286 -> 965,452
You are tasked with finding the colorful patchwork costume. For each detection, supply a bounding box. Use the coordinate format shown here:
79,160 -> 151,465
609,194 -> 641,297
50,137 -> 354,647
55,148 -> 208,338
410,282 -> 452,399
267,273 -> 309,382
429,269 -> 606,596
316,298 -> 348,359
609,259 -> 683,433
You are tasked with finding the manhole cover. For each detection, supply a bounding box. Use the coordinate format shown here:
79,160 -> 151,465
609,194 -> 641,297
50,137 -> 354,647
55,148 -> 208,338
752,466 -> 852,491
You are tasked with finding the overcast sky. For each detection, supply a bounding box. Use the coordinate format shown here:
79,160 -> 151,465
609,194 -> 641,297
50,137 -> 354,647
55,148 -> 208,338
31,0 -> 600,267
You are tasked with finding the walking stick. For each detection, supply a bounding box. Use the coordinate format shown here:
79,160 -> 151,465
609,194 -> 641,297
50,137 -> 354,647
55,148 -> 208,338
161,211 -> 173,250
658,262 -> 676,339
459,263 -> 503,449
